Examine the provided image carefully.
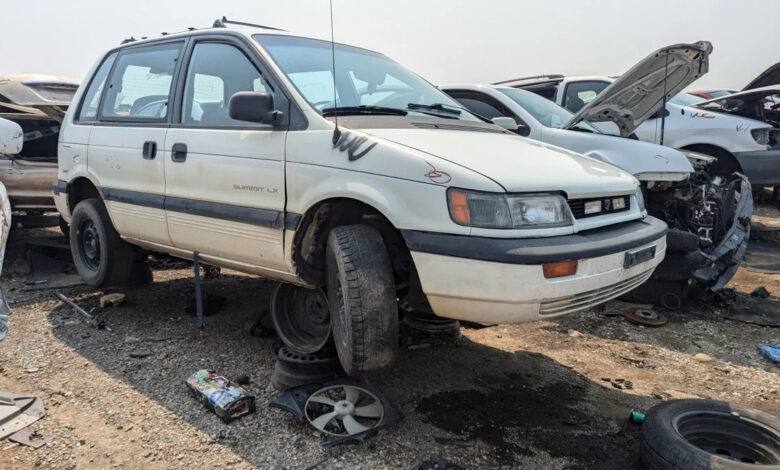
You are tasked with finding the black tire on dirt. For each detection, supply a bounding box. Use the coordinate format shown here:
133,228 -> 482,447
69,198 -> 151,287
641,399 -> 780,470
665,229 -> 700,253
619,279 -> 684,308
653,252 -> 707,281
326,225 -> 398,375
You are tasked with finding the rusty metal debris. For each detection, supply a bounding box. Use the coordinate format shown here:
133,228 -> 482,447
625,308 -> 668,327
8,428 -> 52,448
55,292 -> 112,332
0,392 -> 45,440
270,377 -> 402,448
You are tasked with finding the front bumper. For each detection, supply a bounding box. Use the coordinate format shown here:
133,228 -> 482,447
734,149 -> 780,186
403,217 -> 667,324
692,174 -> 753,291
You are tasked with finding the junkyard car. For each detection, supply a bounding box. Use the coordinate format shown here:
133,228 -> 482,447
0,118 -> 19,341
442,81 -> 752,295
498,46 -> 780,188
0,75 -> 79,214
52,22 -> 667,374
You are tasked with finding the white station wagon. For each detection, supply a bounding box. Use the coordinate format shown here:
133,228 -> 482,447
49,20 -> 666,374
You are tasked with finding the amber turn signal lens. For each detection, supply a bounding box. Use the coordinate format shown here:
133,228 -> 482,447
449,190 -> 471,225
543,260 -> 578,279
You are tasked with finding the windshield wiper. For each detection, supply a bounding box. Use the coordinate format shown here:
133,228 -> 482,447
321,105 -> 407,117
407,102 -> 462,116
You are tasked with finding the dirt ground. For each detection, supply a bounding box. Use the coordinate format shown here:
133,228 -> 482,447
1,205 -> 779,470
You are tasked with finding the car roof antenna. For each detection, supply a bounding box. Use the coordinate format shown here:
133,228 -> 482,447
329,0 -> 341,145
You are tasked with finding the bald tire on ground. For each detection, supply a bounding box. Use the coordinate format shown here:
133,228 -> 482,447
70,198 -> 151,288
326,225 -> 398,375
640,399 -> 780,470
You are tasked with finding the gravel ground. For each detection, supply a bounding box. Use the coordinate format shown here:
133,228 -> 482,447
1,205 -> 779,469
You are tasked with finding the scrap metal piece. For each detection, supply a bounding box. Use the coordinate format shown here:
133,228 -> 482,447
270,377 -> 403,448
55,292 -> 112,332
625,308 -> 668,327
0,392 -> 45,440
8,428 -> 52,448
99,293 -> 125,308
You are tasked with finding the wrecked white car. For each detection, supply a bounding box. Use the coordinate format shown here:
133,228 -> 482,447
0,75 -> 79,217
52,22 -> 666,374
0,118 -> 17,341
458,42 -> 752,296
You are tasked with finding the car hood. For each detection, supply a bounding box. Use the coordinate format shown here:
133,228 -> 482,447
564,41 -> 712,137
0,74 -> 80,122
743,63 -> 780,91
541,127 -> 693,181
360,125 -> 638,198
696,85 -> 780,107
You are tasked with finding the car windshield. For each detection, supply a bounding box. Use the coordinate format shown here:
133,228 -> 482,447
497,87 -> 602,132
255,34 -> 481,122
670,93 -> 704,106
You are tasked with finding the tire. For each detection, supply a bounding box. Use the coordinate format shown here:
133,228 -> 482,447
69,198 -> 151,287
641,399 -> 780,470
270,345 -> 342,391
653,252 -> 706,281
619,279 -> 684,307
326,225 -> 398,375
665,229 -> 699,253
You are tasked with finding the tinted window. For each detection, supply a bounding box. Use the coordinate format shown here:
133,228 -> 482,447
101,43 -> 182,121
182,43 -> 269,125
562,81 -> 609,113
78,53 -> 117,121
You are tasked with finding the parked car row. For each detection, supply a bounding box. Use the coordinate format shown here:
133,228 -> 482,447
1,20 -> 775,375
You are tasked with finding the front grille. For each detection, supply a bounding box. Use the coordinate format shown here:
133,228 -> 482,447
568,195 -> 630,219
539,270 -> 654,316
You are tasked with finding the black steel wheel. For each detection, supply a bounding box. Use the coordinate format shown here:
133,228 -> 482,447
641,399 -> 780,469
270,345 -> 343,391
270,283 -> 331,355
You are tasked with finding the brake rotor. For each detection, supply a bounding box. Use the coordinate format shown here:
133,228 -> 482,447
270,284 -> 331,354
305,384 -> 384,436
625,308 -> 668,327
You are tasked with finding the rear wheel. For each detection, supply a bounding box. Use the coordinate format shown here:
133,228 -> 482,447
326,225 -> 398,375
69,198 -> 151,287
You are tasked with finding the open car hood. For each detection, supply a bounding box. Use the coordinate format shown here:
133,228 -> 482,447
564,41 -> 712,136
743,63 -> 780,91
696,85 -> 780,107
0,74 -> 80,122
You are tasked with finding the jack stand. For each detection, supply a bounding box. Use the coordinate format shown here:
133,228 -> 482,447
194,251 -> 204,334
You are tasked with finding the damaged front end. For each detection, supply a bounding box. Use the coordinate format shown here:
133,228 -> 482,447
647,156 -> 752,294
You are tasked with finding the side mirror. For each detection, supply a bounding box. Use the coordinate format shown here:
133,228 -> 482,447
228,92 -> 282,124
492,117 -> 518,130
0,118 -> 23,155
649,107 -> 670,120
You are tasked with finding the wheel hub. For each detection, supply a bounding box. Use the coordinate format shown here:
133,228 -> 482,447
270,284 -> 332,354
78,220 -> 101,270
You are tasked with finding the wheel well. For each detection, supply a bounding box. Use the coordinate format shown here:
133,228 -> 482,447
67,178 -> 101,213
680,144 -> 742,175
292,198 -> 414,291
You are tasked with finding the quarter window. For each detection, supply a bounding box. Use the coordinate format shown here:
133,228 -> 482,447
182,42 -> 269,125
78,52 -> 117,122
101,43 -> 183,121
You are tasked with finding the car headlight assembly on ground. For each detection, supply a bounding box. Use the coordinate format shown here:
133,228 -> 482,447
447,188 -> 573,229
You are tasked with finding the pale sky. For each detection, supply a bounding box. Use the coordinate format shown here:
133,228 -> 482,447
2,0 -> 777,90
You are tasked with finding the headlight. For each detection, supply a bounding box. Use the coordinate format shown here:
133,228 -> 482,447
635,187 -> 646,213
447,189 -> 573,229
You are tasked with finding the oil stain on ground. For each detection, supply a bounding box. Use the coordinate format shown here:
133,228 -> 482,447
416,372 -> 642,469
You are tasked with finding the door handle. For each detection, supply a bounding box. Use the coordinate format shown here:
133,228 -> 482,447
171,143 -> 187,162
142,141 -> 157,160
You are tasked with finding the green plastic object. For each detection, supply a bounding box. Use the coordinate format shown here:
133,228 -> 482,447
629,408 -> 646,423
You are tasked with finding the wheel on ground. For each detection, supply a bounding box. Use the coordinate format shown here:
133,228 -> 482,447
69,198 -> 151,287
641,399 -> 780,469
326,225 -> 398,375
665,229 -> 700,253
270,345 -> 342,391
653,251 -> 707,281
270,283 -> 331,354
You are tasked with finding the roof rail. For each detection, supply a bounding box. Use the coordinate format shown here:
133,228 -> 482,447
120,36 -> 137,45
492,74 -> 565,85
212,16 -> 286,31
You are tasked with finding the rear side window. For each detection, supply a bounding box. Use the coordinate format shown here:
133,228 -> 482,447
78,53 -> 117,122
101,43 -> 183,121
562,81 -> 609,113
